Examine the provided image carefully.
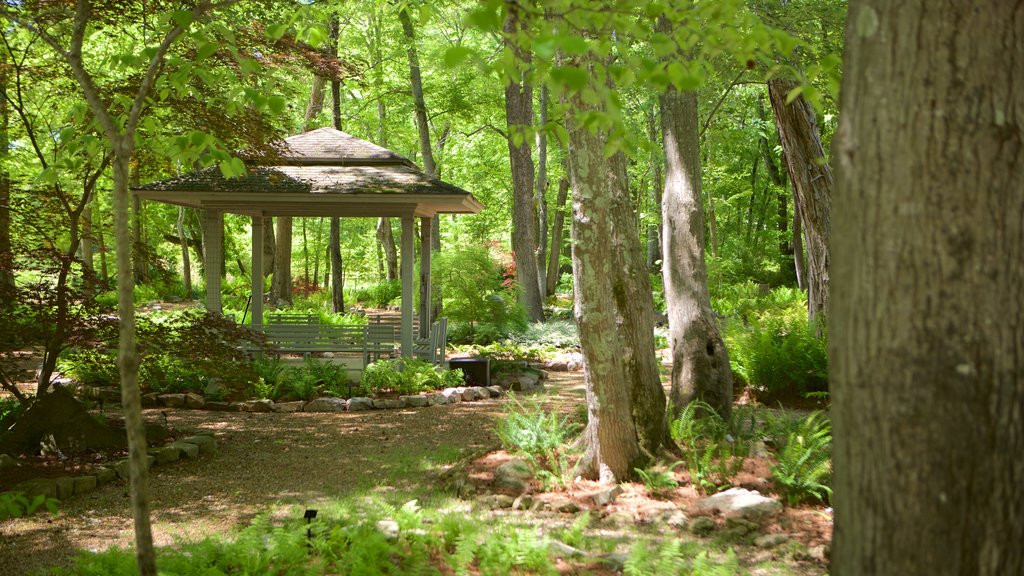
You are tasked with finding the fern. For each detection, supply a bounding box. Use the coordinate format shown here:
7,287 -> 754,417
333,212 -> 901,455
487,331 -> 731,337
771,411 -> 833,505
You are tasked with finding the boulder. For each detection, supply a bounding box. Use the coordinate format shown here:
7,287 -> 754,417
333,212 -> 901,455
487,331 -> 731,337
754,533 -> 790,549
485,494 -> 515,509
461,387 -> 486,401
486,386 -> 504,398
204,401 -> 235,411
512,494 -> 534,510
545,361 -> 569,372
304,397 -> 348,412
240,399 -> 274,413
510,373 -> 539,392
494,458 -> 532,493
401,395 -> 430,408
53,477 -> 75,500
347,397 -> 374,411
591,485 -> 622,507
141,393 -> 161,408
95,467 -> 117,485
150,445 -> 181,465
551,498 -> 581,514
0,387 -> 126,455
272,401 -> 305,413
180,435 -> 217,456
688,516 -> 717,535
184,393 -> 205,409
693,488 -> 782,523
426,393 -> 446,406
72,475 -> 98,495
13,478 -> 57,499
159,394 -> 187,408
441,388 -> 463,402
170,441 -> 200,459
659,509 -> 688,529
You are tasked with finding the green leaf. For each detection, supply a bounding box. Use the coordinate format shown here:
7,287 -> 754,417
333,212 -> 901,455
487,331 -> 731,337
196,41 -> 219,62
219,157 -> 246,178
785,85 -> 803,104
550,66 -> 589,91
268,95 -> 286,115
266,23 -> 288,41
556,36 -> 588,56
171,10 -> 193,29
466,6 -> 502,33
444,46 -> 473,68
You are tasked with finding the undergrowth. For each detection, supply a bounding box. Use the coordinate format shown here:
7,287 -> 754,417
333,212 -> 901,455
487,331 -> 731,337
495,394 -> 581,488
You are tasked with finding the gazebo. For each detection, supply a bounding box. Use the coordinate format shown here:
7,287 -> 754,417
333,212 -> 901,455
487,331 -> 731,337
132,127 -> 484,357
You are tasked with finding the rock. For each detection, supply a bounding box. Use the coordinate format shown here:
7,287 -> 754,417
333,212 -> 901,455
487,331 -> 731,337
0,454 -> 19,470
548,540 -> 585,558
510,373 -> 539,392
304,397 -> 348,412
461,387 -> 486,401
203,380 -> 230,399
180,435 -> 217,456
151,445 -> 181,465
426,393 -> 446,406
693,488 -> 782,522
494,458 -> 532,493
272,401 -> 305,413
95,467 -> 117,485
376,519 -> 400,540
749,439 -> 770,459
725,516 -> 759,536
385,399 -> 406,409
204,401 -> 235,411
545,361 -> 569,372
754,533 -> 790,548
347,397 -> 374,411
401,395 -> 430,408
512,494 -> 534,510
141,393 -> 161,407
441,388 -> 463,402
487,494 -> 515,509
184,392 -> 205,409
591,485 -> 623,507
72,475 -> 98,495
241,399 -> 274,413
688,516 -> 717,535
486,385 -> 503,398
54,476 -> 75,500
159,394 -> 187,408
171,441 -> 200,459
598,552 -> 630,572
13,478 -> 56,499
659,509 -> 689,529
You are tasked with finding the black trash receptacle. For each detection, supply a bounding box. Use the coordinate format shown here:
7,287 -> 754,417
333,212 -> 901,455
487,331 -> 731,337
447,357 -> 490,387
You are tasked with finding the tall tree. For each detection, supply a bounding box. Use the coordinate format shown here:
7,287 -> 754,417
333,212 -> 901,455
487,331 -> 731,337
502,1 -> 544,322
831,1 -> 1023,574
768,76 -> 831,329
369,5 -> 398,283
0,53 -> 12,302
545,176 -> 569,296
534,84 -> 549,295
329,13 -> 344,313
659,19 -> 732,419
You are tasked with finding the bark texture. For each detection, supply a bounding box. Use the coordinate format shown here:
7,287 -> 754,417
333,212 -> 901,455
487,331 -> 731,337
660,83 -> 732,419
270,216 -> 292,305
377,218 -> 398,281
503,2 -> 545,322
831,2 -> 1024,574
545,177 -> 569,296
177,207 -> 191,297
0,63 -> 12,301
566,60 -> 642,483
535,84 -> 549,295
768,77 -> 832,329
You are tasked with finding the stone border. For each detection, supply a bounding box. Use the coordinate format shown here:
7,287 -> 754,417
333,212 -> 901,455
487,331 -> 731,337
2,433 -> 217,503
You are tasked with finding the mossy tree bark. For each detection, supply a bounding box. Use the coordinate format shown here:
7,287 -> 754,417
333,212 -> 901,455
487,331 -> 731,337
831,2 -> 1024,573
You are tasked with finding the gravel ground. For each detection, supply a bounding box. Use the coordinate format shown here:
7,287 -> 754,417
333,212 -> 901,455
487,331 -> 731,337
0,393 -> 517,576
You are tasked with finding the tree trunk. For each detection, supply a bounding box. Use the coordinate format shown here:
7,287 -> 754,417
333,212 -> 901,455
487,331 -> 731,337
177,207 -> 192,297
831,2 -> 1023,574
81,206 -> 94,274
377,218 -> 398,281
647,106 -> 665,272
768,77 -> 832,330
312,217 -> 323,287
262,216 -> 275,277
535,84 -> 550,296
304,76 -> 325,130
302,218 -> 310,285
398,6 -> 436,178
792,199 -> 805,290
503,2 -> 544,322
608,152 -> 674,457
545,177 -> 569,296
0,62 -> 12,302
271,216 -> 292,305
97,221 -> 108,281
566,58 -> 642,483
131,193 -> 147,283
330,218 -> 343,313
660,65 -> 733,420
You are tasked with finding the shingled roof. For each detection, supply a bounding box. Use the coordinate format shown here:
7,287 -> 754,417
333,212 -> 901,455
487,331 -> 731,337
133,128 -> 483,218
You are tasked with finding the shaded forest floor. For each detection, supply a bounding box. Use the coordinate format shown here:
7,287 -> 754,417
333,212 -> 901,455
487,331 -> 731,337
0,372 -> 831,575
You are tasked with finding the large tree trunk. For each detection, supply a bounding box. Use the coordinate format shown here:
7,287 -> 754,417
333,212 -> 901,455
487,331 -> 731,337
660,66 -> 733,419
758,93 -> 790,260
262,216 -> 275,277
545,177 -> 569,296
0,62 -> 12,302
271,216 -> 292,305
646,106 -> 664,271
535,84 -> 549,296
377,218 -> 398,281
768,77 -> 832,330
566,59 -> 642,483
608,152 -> 673,457
503,2 -> 544,322
330,218 -> 343,313
831,2 -> 1024,574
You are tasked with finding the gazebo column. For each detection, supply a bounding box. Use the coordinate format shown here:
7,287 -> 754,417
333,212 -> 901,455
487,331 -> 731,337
250,215 -> 264,329
400,215 -> 415,357
202,209 -> 223,314
418,216 -> 433,339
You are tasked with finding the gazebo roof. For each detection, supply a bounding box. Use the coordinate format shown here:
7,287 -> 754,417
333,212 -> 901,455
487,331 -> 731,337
133,127 -> 484,218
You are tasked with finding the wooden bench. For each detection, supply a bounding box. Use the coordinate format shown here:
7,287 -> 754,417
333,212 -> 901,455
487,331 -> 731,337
263,323 -> 368,360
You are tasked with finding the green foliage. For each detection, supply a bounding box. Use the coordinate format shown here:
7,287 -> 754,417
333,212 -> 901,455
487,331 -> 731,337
0,491 -> 59,521
433,246 -> 526,344
361,358 -> 463,397
496,395 -> 581,488
624,540 -> 740,576
634,463 -> 681,499
57,348 -> 119,387
770,411 -> 833,505
0,397 -> 22,423
670,401 -> 744,494
512,320 -> 579,349
353,280 -> 402,308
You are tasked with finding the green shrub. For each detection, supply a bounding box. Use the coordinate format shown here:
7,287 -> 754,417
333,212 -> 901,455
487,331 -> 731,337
496,394 -> 581,488
625,541 -> 739,576
635,464 -> 681,499
58,348 -> 119,386
513,320 -> 579,349
0,492 -> 58,521
361,358 -> 462,396
433,246 -> 526,344
132,283 -> 160,305
670,401 -> 744,494
353,280 -> 401,308
95,290 -> 118,309
770,411 -> 833,505
140,354 -> 209,394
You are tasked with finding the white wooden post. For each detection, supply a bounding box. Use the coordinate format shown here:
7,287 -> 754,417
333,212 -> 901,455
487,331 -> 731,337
203,209 -> 223,313
400,215 -> 415,357
251,215 -> 264,328
418,215 -> 433,339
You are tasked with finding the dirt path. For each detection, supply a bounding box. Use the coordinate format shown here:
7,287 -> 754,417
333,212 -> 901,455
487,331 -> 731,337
0,386 -> 542,576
